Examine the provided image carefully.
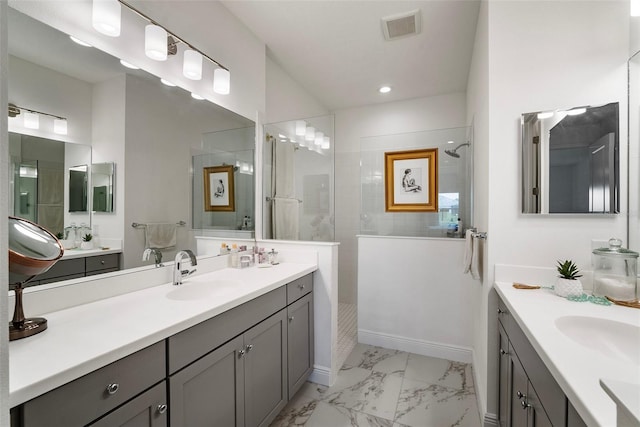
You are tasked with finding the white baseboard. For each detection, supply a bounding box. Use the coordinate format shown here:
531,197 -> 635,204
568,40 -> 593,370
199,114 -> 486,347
358,329 -> 473,363
308,365 -> 331,387
483,413 -> 499,427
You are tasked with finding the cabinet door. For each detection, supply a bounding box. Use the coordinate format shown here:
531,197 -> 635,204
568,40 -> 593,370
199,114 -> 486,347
169,336 -> 245,427
510,353 -> 529,427
244,309 -> 288,427
288,292 -> 314,399
526,385 -> 552,427
89,382 -> 167,427
498,324 -> 510,427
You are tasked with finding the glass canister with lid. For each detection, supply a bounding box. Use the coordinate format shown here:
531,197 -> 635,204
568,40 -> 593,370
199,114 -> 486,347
592,238 -> 638,301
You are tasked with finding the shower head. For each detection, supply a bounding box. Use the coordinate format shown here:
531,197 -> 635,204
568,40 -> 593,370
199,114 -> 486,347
444,142 -> 470,158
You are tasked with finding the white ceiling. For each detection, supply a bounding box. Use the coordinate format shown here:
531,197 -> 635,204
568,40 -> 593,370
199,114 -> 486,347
222,0 -> 481,111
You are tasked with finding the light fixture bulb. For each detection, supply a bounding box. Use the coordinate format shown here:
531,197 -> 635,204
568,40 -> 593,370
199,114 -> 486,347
160,78 -> 176,87
183,49 -> 203,80
70,36 -> 92,47
567,108 -> 586,116
191,93 -> 205,100
120,59 -> 139,70
322,137 -> 330,149
305,126 -> 315,141
632,0 -> 640,16
92,0 -> 121,37
145,24 -> 168,61
213,68 -> 231,94
53,118 -> 68,135
24,112 -> 39,129
379,86 -> 391,93
314,131 -> 324,146
295,120 -> 306,136
537,111 -> 554,119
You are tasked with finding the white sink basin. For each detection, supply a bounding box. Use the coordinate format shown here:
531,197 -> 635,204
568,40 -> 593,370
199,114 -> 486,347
555,316 -> 640,366
166,278 -> 242,301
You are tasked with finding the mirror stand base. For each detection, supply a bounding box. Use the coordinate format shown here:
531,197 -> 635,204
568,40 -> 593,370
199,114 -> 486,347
9,318 -> 47,341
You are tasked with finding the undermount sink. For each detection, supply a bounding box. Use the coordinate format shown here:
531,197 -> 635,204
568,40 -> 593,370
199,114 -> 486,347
166,278 -> 242,301
555,316 -> 640,366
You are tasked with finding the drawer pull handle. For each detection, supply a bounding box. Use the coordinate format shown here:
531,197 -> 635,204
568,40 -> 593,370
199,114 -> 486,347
516,391 -> 524,399
289,316 -> 295,322
238,349 -> 246,358
246,344 -> 254,352
106,383 -> 119,395
157,404 -> 168,414
499,349 -> 507,356
497,308 -> 504,314
298,284 -> 305,290
100,260 -> 105,265
521,399 -> 531,410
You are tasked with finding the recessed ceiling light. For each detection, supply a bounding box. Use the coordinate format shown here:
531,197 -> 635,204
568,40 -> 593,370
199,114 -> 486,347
69,36 -> 92,47
120,59 -> 139,70
191,93 -> 205,100
160,78 -> 176,87
567,108 -> 587,116
537,111 -> 554,119
447,140 -> 455,144
379,86 -> 391,94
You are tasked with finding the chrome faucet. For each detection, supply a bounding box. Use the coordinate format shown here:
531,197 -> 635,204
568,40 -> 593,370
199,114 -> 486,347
142,248 -> 164,267
174,249 -> 197,285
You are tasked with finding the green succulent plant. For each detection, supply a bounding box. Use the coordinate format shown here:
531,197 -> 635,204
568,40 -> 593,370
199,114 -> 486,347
55,232 -> 64,240
556,260 -> 582,280
82,233 -> 93,242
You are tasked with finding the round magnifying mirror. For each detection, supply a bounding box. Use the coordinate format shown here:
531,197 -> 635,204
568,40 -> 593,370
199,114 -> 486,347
8,216 -> 64,340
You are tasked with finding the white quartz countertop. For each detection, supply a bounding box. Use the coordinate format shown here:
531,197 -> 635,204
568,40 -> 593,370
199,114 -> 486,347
9,262 -> 316,407
494,281 -> 640,427
61,247 -> 122,259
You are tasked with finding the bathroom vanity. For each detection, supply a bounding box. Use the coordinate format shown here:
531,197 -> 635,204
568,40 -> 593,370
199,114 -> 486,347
495,280 -> 640,427
9,263 -> 315,427
12,250 -> 122,288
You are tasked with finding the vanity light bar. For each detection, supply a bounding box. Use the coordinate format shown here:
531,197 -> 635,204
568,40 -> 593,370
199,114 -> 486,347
101,0 -> 230,94
8,103 -> 68,135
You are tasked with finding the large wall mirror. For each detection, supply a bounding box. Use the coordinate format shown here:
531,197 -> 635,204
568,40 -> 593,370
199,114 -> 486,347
521,102 -> 620,214
8,4 -> 256,281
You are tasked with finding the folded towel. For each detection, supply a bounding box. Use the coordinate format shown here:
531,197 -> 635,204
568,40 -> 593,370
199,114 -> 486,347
145,223 -> 177,249
470,233 -> 481,280
463,229 -> 481,280
463,229 -> 473,274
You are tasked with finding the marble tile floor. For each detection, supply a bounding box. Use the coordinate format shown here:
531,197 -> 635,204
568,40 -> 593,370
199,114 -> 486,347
270,344 -> 481,427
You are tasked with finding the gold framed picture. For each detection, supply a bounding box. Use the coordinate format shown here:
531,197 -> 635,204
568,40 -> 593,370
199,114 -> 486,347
204,165 -> 235,212
384,148 -> 438,212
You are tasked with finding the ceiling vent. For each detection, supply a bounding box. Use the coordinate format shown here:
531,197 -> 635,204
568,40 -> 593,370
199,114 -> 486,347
381,9 -> 421,41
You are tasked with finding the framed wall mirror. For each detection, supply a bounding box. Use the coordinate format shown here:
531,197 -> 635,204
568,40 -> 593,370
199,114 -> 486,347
521,102 -> 620,214
91,162 -> 115,213
68,164 -> 88,212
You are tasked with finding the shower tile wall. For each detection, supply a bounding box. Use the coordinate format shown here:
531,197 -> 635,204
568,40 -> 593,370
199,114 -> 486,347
360,126 -> 471,238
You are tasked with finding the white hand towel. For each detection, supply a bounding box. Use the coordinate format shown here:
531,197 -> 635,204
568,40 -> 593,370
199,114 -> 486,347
463,229 -> 473,274
470,234 -> 481,280
145,223 -> 177,249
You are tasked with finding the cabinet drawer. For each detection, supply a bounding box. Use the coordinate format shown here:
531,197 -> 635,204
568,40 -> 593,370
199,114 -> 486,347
89,381 -> 168,427
86,254 -> 119,273
168,286 -> 286,374
36,258 -> 85,281
22,341 -> 165,427
286,274 -> 312,304
496,297 -> 510,329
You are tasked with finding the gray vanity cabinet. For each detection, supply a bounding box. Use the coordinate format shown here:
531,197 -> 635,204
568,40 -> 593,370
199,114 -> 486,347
287,292 -> 314,399
170,310 -> 288,427
16,341 -> 165,427
89,382 -> 168,427
169,336 -> 245,427
497,295 -> 583,427
244,309 -> 288,427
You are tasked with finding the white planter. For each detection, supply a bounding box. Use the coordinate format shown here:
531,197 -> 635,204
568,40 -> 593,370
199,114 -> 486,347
80,241 -> 93,250
555,278 -> 583,297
